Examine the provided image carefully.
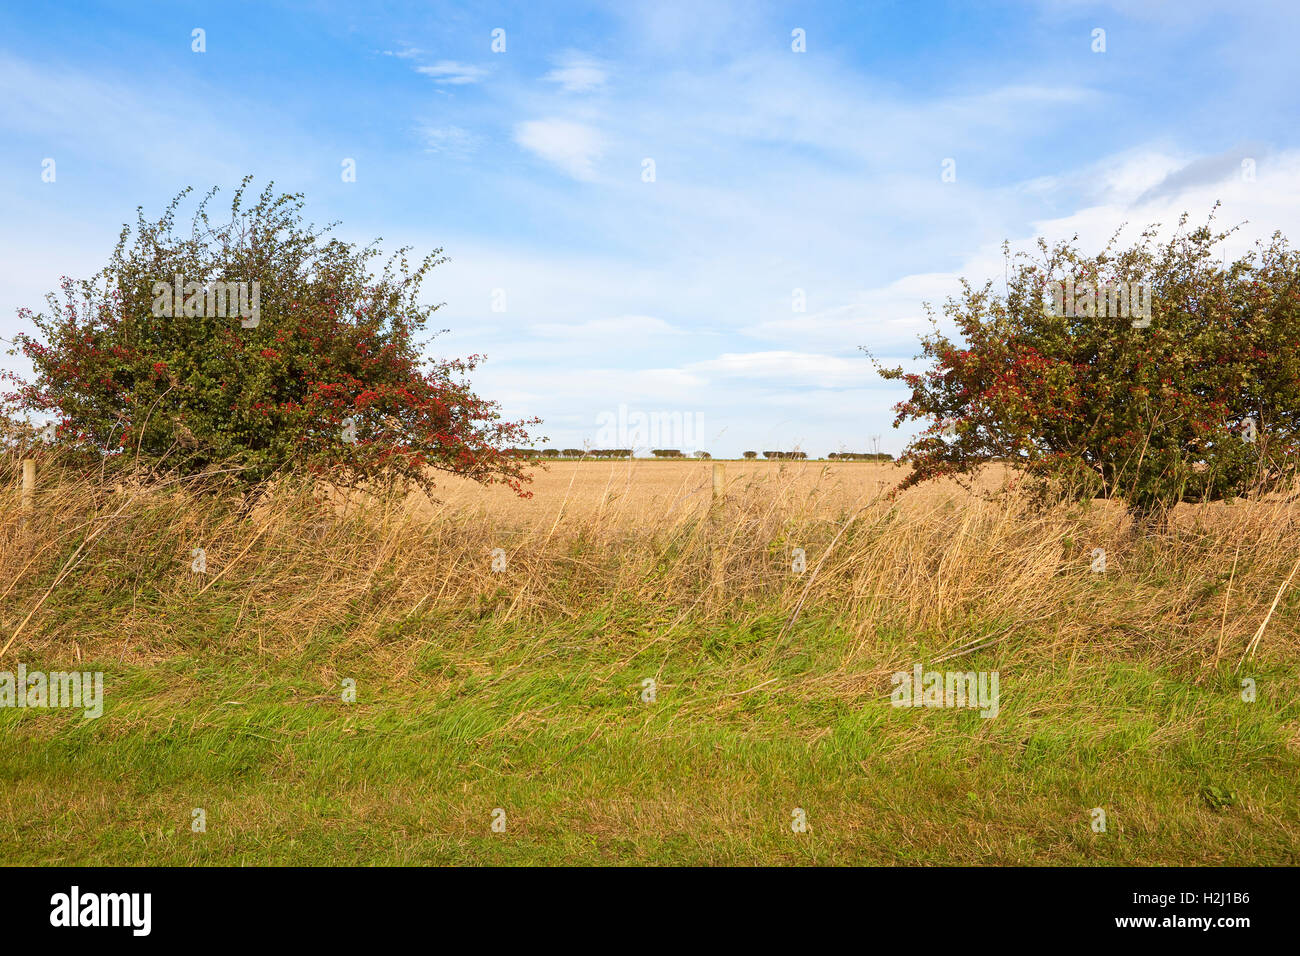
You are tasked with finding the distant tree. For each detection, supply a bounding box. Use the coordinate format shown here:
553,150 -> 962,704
743,450 -> 758,459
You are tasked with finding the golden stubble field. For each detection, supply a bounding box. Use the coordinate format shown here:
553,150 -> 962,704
415,459 -> 1015,530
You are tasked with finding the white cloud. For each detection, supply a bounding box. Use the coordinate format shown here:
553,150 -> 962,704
688,351 -> 876,388
543,54 -> 608,93
514,119 -> 604,180
418,124 -> 480,157
416,61 -> 488,85
530,315 -> 683,338
382,45 -> 424,59
1134,145 -> 1268,206
0,54 -> 253,183
1021,149 -> 1300,258
471,365 -> 708,404
746,273 -> 960,352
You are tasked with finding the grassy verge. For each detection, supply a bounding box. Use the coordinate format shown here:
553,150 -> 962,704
3,608 -> 1297,865
2,468 -> 1298,864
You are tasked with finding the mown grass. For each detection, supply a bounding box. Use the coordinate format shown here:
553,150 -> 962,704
1,461 -> 1298,864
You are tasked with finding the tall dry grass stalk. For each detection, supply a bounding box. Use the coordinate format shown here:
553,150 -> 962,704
2,452 -> 1297,674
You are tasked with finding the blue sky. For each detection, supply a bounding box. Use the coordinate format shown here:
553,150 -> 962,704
3,0 -> 1299,456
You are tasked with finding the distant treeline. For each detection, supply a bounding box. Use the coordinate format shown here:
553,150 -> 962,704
505,448 -> 892,461
827,452 -> 894,461
506,448 -> 634,458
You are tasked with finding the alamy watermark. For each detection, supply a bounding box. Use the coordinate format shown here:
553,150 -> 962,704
150,275 -> 260,328
50,886 -> 150,936
891,665 -> 999,718
1045,279 -> 1152,328
1,664 -> 104,718
594,403 -> 704,453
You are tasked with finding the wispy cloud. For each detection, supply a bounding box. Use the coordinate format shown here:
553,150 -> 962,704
1134,145 -> 1267,206
543,53 -> 608,93
531,315 -> 683,339
418,124 -> 481,157
416,61 -> 488,85
689,351 -> 877,388
382,44 -> 424,60
514,119 -> 604,180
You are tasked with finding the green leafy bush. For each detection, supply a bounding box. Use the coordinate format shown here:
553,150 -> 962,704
874,214 -> 1300,519
5,180 -> 538,499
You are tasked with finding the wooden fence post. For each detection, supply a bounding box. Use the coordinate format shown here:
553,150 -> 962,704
712,462 -> 725,504
21,458 -> 35,526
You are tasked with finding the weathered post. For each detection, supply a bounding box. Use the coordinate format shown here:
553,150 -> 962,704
712,462 -> 725,504
21,458 -> 35,527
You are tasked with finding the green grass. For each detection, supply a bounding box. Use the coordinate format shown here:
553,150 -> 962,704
3,608 -> 1297,865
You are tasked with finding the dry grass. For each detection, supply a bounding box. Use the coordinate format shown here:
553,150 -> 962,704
3,457 -> 1296,674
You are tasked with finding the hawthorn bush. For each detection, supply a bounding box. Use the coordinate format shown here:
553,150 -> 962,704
4,180 -> 539,499
874,213 -> 1300,519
